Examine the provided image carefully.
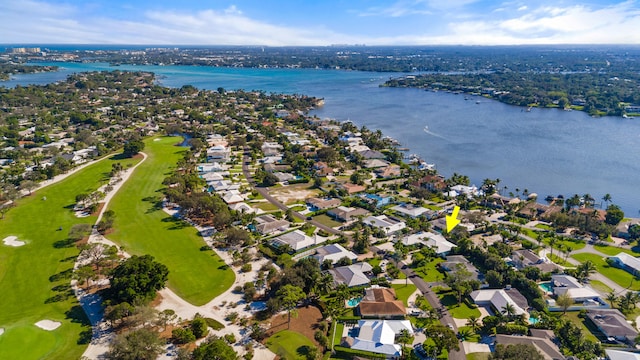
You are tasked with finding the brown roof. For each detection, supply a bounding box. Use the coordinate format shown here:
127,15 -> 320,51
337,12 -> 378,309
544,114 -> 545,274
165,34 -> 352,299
358,288 -> 406,318
495,334 -> 565,360
341,183 -> 367,194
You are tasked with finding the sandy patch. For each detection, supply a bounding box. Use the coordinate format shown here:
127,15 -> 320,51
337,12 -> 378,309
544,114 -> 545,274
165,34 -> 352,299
154,138 -> 161,141
0,328 -> 4,336
3,236 -> 25,247
35,320 -> 61,331
270,188 -> 319,204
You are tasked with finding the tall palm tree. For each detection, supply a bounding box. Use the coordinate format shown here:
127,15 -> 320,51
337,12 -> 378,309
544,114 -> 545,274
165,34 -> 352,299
502,302 -> 517,320
578,260 -> 597,283
606,291 -> 618,309
466,315 -> 481,333
602,193 -> 612,209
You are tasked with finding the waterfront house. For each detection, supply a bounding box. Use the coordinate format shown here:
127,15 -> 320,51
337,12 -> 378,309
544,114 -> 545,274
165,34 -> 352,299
587,309 -> 638,343
314,244 -> 358,264
343,320 -> 413,358
609,253 -> 640,276
375,165 -> 401,179
616,219 -> 640,239
358,287 -> 406,319
328,262 -> 373,287
511,249 -> 559,273
360,193 -> 393,208
358,149 -> 385,159
364,159 -> 390,169
411,174 -> 446,192
363,215 -> 406,235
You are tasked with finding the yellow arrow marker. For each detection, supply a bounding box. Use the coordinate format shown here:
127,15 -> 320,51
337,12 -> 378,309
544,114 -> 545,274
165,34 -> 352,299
445,205 -> 461,232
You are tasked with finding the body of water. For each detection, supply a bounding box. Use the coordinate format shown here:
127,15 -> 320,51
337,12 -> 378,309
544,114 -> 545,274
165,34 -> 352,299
2,62 -> 639,215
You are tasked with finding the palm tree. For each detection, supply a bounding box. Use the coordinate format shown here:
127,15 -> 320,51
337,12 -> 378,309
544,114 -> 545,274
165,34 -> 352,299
606,291 -> 618,309
466,315 -> 481,333
602,193 -> 612,209
501,302 -> 517,320
578,260 -> 597,283
548,235 -> 557,260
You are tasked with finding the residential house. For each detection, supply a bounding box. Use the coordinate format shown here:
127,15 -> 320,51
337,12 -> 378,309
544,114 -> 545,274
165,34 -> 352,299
392,203 -> 431,218
343,320 -> 413,358
364,159 -> 390,169
313,161 -> 334,176
206,145 -> 231,162
339,183 -> 367,195
363,215 -> 406,235
253,214 -> 290,235
375,165 -> 401,179
440,255 -> 482,281
263,163 -> 290,173
261,142 -> 283,157
448,185 -> 482,198
550,274 -> 601,303
328,263 -> 373,287
587,309 -> 638,343
228,202 -> 254,214
401,232 -> 456,256
470,288 -> 528,316
327,206 -> 369,222
306,197 -> 342,211
511,249 -> 560,273
273,172 -> 296,183
222,191 -> 244,205
314,244 -> 358,264
358,287 -> 406,319
411,174 -> 446,192
270,230 -> 326,252
616,219 -> 640,239
358,149 -> 385,159
495,331 -> 565,360
360,193 -> 393,208
609,253 -> 640,276
605,349 -> 640,360
197,162 -> 227,173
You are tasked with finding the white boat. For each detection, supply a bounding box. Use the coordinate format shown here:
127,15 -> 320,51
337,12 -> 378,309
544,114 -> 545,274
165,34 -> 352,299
418,162 -> 436,171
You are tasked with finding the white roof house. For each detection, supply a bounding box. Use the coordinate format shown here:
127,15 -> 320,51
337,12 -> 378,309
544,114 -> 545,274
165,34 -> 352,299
314,244 -> 358,264
609,252 -> 640,276
329,263 -> 373,287
197,162 -> 227,173
228,202 -> 254,214
551,274 -> 600,301
202,172 -> 224,182
606,349 -> 640,360
470,289 -> 527,316
222,191 -> 244,204
270,230 -> 325,252
401,232 -> 456,255
392,204 -> 430,218
364,215 -> 406,235
206,145 -> 231,162
349,320 -> 413,357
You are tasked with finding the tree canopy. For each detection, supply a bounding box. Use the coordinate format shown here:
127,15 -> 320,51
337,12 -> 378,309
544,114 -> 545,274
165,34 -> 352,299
105,255 -> 169,305
489,344 -> 544,360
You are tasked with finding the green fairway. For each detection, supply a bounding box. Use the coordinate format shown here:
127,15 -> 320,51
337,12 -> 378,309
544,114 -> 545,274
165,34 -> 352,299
0,155 -> 139,359
106,137 -> 235,305
266,330 -> 316,360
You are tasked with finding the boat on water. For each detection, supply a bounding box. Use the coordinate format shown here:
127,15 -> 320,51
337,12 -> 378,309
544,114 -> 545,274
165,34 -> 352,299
418,161 -> 436,171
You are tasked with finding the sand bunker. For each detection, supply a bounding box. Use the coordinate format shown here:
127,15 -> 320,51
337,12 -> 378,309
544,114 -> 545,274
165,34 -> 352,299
35,320 -> 61,331
3,236 -> 25,247
0,328 -> 4,336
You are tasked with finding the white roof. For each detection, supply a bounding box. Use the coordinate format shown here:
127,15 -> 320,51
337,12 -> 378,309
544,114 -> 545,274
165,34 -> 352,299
314,244 -> 358,264
351,320 -> 413,356
271,230 -> 317,251
606,349 -> 640,360
611,252 -> 640,272
401,232 -> 455,254
392,204 -> 429,217
470,289 -> 526,315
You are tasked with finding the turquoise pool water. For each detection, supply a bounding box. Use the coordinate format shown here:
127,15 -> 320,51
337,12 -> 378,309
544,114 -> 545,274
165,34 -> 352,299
529,316 -> 540,324
539,282 -> 553,292
347,297 -> 362,307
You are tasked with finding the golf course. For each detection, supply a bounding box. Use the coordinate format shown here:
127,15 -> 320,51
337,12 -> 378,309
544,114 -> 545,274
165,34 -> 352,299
0,154 -> 139,360
106,136 -> 235,305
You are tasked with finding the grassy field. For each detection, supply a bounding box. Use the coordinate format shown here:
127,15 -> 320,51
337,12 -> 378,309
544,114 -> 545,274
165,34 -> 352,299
589,279 -> 613,294
561,312 -> 600,342
467,352 -> 490,360
266,330 -> 316,360
107,137 -> 235,305
592,243 -> 639,257
413,258 -> 445,282
438,293 -> 481,319
391,284 -> 417,307
312,214 -> 342,228
534,224 -> 553,231
0,154 -> 139,359
572,253 -> 640,291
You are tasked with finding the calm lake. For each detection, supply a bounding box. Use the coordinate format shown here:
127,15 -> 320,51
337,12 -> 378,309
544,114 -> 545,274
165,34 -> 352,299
3,62 -> 640,215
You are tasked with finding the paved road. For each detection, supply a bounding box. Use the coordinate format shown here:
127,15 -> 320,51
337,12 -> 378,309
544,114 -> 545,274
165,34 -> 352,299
241,151 -> 342,237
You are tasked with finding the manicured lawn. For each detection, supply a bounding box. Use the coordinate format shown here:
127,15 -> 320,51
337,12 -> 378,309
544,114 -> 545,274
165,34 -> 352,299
391,284 -> 417,307
366,257 -> 381,268
593,243 -> 639,257
562,312 -> 601,342
544,236 -> 586,251
520,227 -> 538,239
332,322 -> 344,348
548,253 -> 573,267
266,330 -> 316,360
467,353 -> 490,360
413,258 -> 445,283
312,214 -> 342,228
0,154 -> 139,359
572,253 -> 640,291
107,137 -> 235,305
534,224 -> 553,231
439,293 -> 481,319
588,279 -> 613,294
253,202 -> 279,212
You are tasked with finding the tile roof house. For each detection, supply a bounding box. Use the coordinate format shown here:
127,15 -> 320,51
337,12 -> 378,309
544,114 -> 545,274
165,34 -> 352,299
495,332 -> 565,360
314,244 -> 358,264
270,230 -> 326,252
339,183 -> 367,195
440,255 -> 482,281
206,145 -> 231,162
254,214 -> 290,235
363,215 -> 406,235
587,309 -> 639,343
327,206 -> 369,222
358,149 -> 386,159
343,320 -> 413,357
375,165 -> 401,179
616,219 -> 640,239
511,249 -> 560,273
328,263 -> 373,287
358,287 -> 406,319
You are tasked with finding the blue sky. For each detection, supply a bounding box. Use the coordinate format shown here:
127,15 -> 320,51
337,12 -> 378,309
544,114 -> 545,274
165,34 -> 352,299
1,0 -> 640,45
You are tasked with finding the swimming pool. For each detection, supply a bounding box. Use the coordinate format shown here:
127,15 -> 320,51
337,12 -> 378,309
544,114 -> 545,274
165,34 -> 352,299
347,297 -> 362,307
529,316 -> 540,325
539,282 -> 553,293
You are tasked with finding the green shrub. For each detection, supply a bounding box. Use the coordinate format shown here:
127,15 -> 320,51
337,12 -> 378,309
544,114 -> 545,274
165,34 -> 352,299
172,327 -> 196,344
191,317 -> 208,338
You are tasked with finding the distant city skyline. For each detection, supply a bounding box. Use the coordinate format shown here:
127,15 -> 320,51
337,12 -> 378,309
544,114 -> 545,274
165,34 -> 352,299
1,0 -> 640,46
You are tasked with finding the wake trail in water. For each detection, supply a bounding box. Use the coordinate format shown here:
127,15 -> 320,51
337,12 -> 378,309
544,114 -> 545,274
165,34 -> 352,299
423,126 -> 449,141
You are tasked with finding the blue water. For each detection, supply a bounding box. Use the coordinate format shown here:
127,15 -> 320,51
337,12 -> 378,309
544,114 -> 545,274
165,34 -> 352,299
3,62 -> 640,214
347,297 -> 362,307
539,282 -> 553,292
529,316 -> 540,325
